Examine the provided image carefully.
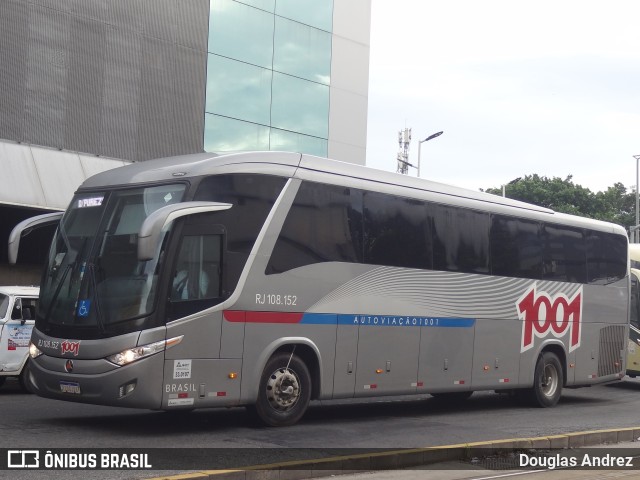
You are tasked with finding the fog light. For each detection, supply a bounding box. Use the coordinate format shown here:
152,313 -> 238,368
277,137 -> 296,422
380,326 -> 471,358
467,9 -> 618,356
118,382 -> 137,398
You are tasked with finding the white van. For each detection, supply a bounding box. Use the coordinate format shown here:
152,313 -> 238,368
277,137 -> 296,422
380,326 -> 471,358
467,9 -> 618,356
0,286 -> 39,390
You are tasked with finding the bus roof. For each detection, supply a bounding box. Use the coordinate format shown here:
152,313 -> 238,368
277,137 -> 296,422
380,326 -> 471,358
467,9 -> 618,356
78,151 -> 626,236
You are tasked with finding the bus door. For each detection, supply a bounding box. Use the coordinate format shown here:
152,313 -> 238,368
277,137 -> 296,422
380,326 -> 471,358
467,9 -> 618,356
162,221 -> 242,407
627,270 -> 640,377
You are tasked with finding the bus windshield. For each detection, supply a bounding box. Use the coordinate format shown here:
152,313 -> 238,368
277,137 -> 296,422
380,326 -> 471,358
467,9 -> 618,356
37,184 -> 186,338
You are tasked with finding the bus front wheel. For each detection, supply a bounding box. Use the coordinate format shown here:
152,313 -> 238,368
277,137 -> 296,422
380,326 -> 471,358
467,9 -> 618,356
252,352 -> 311,427
526,351 -> 563,407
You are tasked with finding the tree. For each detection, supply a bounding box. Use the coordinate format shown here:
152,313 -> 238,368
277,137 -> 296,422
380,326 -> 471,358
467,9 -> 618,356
483,175 -> 635,231
594,182 -> 635,228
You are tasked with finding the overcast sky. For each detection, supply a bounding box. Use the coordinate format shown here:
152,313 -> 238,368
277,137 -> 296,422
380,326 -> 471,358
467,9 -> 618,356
365,0 -> 640,194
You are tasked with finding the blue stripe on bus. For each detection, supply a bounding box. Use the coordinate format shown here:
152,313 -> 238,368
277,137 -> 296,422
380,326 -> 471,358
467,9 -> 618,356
298,313 -> 475,328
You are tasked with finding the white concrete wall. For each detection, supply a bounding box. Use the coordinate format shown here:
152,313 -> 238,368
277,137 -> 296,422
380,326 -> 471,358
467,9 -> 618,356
0,140 -> 130,210
328,0 -> 371,165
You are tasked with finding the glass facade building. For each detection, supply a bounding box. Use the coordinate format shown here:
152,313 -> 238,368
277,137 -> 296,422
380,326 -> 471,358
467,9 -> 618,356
0,0 -> 370,166
0,0 -> 370,284
205,0 -> 334,157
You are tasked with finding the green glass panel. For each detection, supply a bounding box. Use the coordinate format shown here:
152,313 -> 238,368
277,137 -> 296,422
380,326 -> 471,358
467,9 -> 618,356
209,0 -> 274,68
204,114 -> 270,152
206,54 -> 272,125
236,0 -> 275,12
271,72 -> 329,138
273,17 -> 331,85
275,0 -> 333,32
270,128 -> 328,157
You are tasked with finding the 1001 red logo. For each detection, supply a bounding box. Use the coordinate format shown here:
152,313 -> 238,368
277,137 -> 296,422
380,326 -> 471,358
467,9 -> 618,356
518,284 -> 582,353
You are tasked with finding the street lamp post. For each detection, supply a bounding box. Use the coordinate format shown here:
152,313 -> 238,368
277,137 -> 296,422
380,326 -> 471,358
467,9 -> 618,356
634,155 -> 640,243
417,131 -> 443,177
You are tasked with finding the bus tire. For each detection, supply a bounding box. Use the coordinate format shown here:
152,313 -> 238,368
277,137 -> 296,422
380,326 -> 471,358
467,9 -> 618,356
253,352 -> 311,427
528,351 -> 563,407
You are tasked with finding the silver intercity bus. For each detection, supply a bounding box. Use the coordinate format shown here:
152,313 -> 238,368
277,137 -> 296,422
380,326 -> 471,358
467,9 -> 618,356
10,152 -> 629,426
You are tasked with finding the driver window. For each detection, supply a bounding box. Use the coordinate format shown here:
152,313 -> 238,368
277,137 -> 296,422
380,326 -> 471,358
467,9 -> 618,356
171,235 -> 222,302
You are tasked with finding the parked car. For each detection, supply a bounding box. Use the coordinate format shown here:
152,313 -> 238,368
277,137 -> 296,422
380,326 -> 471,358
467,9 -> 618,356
0,286 -> 39,390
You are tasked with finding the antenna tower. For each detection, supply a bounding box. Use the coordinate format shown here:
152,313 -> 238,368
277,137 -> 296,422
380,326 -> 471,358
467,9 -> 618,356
396,128 -> 413,174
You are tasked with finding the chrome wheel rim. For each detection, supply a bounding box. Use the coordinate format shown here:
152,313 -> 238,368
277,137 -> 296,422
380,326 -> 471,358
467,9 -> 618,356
541,363 -> 559,398
266,367 -> 301,411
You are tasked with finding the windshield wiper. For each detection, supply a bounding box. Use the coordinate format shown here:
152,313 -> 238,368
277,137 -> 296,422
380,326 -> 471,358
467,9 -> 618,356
43,263 -> 72,325
88,263 -> 107,334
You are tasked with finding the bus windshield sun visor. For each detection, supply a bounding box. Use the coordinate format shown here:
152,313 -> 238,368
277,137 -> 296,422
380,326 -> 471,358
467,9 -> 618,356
137,201 -> 232,261
8,212 -> 64,264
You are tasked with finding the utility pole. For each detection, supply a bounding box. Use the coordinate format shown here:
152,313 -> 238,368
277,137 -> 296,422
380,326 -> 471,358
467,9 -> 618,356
417,131 -> 443,177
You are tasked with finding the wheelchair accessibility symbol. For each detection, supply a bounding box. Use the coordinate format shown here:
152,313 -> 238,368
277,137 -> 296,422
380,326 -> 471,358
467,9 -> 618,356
77,300 -> 91,317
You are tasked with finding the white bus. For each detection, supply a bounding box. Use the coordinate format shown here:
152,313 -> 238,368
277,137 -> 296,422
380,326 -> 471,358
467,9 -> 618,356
627,244 -> 640,377
10,152 -> 629,426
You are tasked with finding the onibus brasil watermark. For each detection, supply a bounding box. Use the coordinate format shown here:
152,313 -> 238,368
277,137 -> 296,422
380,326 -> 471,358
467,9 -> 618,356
6,450 -> 151,470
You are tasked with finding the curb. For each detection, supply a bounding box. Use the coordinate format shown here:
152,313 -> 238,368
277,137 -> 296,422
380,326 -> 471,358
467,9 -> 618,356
145,427 -> 640,480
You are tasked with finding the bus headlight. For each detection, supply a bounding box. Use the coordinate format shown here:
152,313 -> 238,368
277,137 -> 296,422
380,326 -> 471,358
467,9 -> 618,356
29,341 -> 43,359
106,336 -> 183,366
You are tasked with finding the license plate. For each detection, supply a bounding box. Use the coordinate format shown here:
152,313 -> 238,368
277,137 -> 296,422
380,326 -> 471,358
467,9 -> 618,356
59,381 -> 81,394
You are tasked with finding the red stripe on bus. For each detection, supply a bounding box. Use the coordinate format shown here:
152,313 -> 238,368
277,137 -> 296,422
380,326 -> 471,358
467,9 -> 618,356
224,311 -> 304,324
223,311 -> 245,322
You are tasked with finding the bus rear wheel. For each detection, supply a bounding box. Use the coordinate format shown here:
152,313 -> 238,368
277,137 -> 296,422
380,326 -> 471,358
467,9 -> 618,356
252,352 -> 311,427
525,351 -> 563,407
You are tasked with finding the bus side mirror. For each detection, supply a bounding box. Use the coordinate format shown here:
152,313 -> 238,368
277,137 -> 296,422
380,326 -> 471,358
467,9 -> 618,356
137,202 -> 232,261
8,212 -> 64,264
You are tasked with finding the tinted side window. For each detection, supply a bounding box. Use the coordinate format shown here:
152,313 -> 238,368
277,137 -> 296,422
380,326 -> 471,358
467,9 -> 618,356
586,232 -> 627,284
433,206 -> 491,274
194,174 -> 287,253
266,182 -> 363,274
490,216 -> 542,279
542,225 -> 586,283
364,192 -> 433,269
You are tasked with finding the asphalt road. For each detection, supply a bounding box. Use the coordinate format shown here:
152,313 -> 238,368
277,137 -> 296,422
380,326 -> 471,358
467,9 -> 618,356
2,376 -> 640,479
